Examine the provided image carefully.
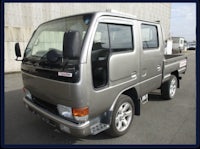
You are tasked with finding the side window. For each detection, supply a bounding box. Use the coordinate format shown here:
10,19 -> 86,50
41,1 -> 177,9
109,24 -> 133,52
141,24 -> 159,49
91,23 -> 109,88
92,24 -> 110,52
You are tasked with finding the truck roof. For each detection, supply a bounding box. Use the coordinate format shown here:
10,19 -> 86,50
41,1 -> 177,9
93,11 -> 161,24
40,11 -> 161,26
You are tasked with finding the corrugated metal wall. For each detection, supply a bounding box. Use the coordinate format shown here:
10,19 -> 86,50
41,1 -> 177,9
4,3 -> 171,72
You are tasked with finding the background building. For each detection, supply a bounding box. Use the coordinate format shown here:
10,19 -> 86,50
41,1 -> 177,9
4,3 -> 171,73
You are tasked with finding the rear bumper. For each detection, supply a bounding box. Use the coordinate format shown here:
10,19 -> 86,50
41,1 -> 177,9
23,97 -> 92,137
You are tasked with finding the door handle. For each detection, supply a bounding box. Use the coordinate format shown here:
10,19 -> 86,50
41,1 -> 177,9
157,65 -> 161,71
141,73 -> 147,77
141,68 -> 147,78
131,72 -> 137,80
98,57 -> 106,61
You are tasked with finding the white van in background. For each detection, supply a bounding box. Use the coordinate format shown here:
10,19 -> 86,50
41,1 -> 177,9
172,37 -> 185,53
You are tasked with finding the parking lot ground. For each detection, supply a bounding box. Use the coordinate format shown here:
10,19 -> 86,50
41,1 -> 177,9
4,51 -> 196,145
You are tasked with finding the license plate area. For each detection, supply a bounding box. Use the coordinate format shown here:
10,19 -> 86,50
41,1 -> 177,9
27,104 -> 57,127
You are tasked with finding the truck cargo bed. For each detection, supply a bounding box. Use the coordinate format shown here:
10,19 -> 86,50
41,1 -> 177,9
164,54 -> 182,59
163,54 -> 187,82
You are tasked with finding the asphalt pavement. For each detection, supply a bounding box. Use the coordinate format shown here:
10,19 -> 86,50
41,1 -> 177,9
4,51 -> 196,145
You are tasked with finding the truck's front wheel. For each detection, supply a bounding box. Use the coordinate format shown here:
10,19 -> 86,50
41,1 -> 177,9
161,75 -> 177,100
107,95 -> 134,137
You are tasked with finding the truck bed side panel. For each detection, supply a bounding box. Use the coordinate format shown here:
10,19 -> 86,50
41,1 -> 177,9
163,55 -> 187,82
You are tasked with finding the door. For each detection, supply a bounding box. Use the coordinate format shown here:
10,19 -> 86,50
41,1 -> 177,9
91,17 -> 139,89
139,23 -> 163,95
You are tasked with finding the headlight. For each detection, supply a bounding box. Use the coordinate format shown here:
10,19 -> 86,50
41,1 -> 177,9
57,104 -> 72,118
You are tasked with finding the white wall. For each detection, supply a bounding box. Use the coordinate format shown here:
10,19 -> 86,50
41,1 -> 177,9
4,3 -> 171,72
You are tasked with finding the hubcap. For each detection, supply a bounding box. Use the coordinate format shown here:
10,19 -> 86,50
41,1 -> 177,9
170,78 -> 177,97
115,102 -> 132,132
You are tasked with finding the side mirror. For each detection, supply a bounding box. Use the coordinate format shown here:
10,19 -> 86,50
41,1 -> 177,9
63,31 -> 81,59
15,43 -> 22,61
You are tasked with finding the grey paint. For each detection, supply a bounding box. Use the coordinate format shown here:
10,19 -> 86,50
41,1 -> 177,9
21,11 -> 187,136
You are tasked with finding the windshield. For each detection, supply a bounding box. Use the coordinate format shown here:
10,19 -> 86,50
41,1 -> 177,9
24,14 -> 92,60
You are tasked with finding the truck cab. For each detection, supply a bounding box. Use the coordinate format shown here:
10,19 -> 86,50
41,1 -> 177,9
15,11 -> 187,137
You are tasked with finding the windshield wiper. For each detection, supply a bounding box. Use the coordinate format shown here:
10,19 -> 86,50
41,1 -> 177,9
23,55 -> 41,64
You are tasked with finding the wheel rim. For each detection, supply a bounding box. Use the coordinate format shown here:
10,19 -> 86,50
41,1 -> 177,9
115,102 -> 132,132
170,78 -> 177,97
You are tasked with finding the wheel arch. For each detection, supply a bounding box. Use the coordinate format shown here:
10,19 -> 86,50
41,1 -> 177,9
109,87 -> 140,116
171,71 -> 180,88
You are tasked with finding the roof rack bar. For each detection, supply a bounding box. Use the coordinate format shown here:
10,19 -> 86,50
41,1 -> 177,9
106,9 -> 137,18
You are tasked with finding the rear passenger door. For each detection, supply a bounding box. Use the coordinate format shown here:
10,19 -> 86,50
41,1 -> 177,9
139,23 -> 163,95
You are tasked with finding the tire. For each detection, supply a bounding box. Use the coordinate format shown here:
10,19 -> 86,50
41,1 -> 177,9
106,94 -> 135,137
161,75 -> 177,100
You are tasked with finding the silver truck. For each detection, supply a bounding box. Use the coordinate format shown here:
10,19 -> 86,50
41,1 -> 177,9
15,11 -> 187,137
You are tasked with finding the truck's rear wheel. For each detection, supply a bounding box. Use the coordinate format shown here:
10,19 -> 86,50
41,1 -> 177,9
107,94 -> 134,137
161,75 -> 177,100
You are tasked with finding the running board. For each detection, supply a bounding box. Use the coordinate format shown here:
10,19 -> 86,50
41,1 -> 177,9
90,123 -> 109,135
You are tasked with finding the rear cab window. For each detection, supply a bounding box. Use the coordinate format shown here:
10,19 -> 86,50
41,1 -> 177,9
141,24 -> 159,50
